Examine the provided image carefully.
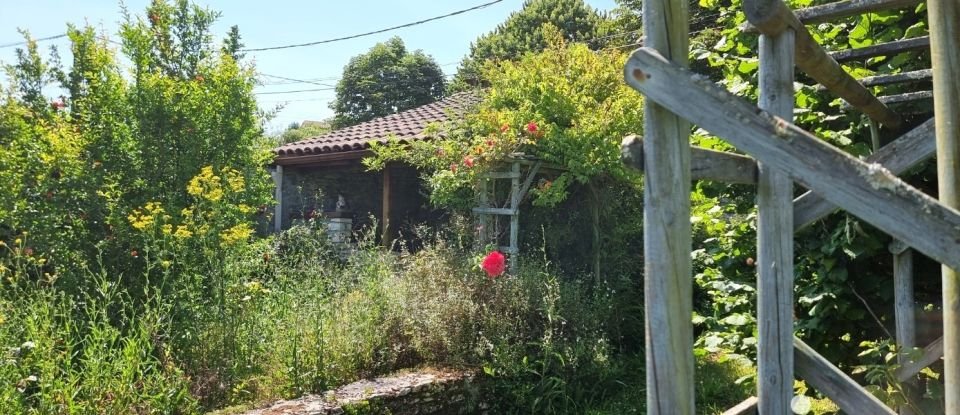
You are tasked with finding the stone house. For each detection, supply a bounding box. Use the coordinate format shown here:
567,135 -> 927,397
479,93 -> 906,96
270,91 -> 482,248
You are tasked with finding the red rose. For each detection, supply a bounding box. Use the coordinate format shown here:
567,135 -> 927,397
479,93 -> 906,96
481,251 -> 506,278
500,124 -> 509,133
131,249 -> 139,258
463,156 -> 474,168
486,139 -> 494,147
450,163 -> 458,173
526,121 -> 538,134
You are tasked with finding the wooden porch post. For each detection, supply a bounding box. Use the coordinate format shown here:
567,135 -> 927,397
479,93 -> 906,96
382,164 -> 392,248
638,0 -> 693,413
756,26 -> 796,413
928,0 -> 960,411
273,165 -> 284,232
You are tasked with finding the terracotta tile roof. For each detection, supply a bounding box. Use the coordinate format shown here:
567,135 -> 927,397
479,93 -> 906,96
275,91 -> 482,158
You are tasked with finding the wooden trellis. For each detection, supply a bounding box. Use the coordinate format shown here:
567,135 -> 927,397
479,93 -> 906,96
472,156 -> 542,272
624,0 -> 959,413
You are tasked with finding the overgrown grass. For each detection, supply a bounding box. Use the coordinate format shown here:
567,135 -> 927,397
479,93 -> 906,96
0,221 -> 762,414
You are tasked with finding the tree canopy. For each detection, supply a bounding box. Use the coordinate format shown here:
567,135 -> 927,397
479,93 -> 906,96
329,37 -> 445,129
449,0 -> 606,91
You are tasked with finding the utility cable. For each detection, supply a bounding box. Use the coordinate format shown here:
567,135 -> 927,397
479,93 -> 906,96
240,0 -> 504,52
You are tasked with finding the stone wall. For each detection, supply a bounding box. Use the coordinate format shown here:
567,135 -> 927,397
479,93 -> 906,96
240,370 -> 487,415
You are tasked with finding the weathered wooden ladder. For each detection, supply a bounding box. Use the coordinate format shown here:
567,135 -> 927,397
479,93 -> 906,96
622,0 -> 960,413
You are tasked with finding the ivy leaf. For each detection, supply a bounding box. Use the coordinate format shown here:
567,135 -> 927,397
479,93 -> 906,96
904,21 -> 927,38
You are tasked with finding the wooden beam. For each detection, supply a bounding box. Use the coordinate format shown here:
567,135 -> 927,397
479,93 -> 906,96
929,0 -> 960,411
794,338 -> 897,414
508,162 -> 520,273
624,48 -> 960,271
743,0 -> 903,129
830,36 -> 929,63
745,0 -> 923,30
794,118 -> 935,230
272,165 -> 284,232
895,336 -> 945,382
840,91 -> 934,109
640,0 -> 695,412
891,242 -> 918,415
381,165 -> 392,248
621,135 -> 758,184
816,69 -> 932,91
756,28 -> 796,415
482,171 -> 521,179
517,161 -> 542,201
721,397 -> 758,415
274,149 -> 372,166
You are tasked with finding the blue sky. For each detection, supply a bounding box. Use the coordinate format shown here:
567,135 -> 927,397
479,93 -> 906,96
0,0 -> 619,133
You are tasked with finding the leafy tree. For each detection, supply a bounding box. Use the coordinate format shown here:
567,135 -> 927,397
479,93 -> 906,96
329,37 -> 445,128
277,121 -> 332,144
449,0 -> 606,91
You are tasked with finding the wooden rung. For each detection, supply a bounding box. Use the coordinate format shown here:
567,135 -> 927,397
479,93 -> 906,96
817,69 -> 932,91
482,171 -> 521,179
794,338 -> 897,414
721,396 -> 758,415
497,246 -> 518,254
472,207 -> 516,216
794,0 -> 922,25
744,0 -> 923,31
622,135 -> 758,184
830,36 -> 929,63
842,90 -> 933,109
895,336 -> 945,382
743,0 -> 903,129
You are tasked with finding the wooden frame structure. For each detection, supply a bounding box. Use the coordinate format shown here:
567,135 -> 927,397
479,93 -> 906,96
472,157 -> 543,272
625,0 -> 958,413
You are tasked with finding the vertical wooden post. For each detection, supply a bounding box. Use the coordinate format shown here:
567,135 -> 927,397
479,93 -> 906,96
929,1 -> 960,412
273,165 -> 284,232
639,0 -> 693,412
509,161 -> 520,273
381,165 -> 392,248
590,182 -> 601,287
756,28 -> 796,413
479,179 -> 489,247
890,240 -> 917,415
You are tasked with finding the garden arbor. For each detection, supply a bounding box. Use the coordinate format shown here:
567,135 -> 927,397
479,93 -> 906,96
623,0 -> 960,413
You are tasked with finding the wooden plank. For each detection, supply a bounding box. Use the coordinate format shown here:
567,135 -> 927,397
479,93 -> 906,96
272,165 -> 284,232
756,28 -> 796,415
793,118 -> 935,230
891,243 -> 917,415
816,69 -> 932,91
840,91 -> 933,109
721,396 -> 758,415
743,0 -> 903,129
895,336 -> 945,382
508,162 -> 520,273
517,161 -> 542,201
640,0 -> 695,412
478,179 -> 489,247
621,135 -> 758,184
745,0 -> 923,30
471,207 -> 516,216
624,48 -> 960,271
929,0 -> 960,411
830,36 -> 929,62
482,171 -> 521,179
794,338 -> 897,414
381,165 -> 392,248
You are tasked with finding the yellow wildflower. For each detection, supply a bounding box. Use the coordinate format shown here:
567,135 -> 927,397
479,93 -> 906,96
162,224 -> 173,235
161,260 -> 172,268
173,225 -> 193,239
14,238 -> 22,245
220,224 -> 253,245
225,169 -> 245,193
238,204 -> 253,214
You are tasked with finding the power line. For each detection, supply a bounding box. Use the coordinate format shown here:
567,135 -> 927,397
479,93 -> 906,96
240,0 -> 505,52
255,87 -> 336,95
258,73 -> 336,88
0,33 -> 68,49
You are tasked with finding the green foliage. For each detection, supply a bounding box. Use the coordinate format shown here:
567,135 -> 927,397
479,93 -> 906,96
370,30 -> 643,209
275,121 -> 332,144
450,0 -> 606,90
330,37 -> 445,129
